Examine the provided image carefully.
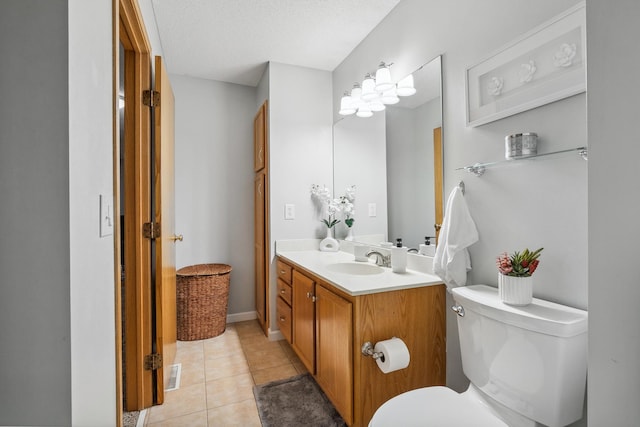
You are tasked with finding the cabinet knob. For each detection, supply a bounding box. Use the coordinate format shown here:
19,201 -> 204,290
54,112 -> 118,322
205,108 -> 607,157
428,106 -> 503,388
280,289 -> 285,294
279,316 -> 285,322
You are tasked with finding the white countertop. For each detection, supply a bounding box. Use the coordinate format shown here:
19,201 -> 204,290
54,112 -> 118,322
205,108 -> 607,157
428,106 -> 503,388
276,242 -> 443,296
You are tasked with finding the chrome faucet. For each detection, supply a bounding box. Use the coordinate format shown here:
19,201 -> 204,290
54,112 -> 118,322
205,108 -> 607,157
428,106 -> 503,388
366,250 -> 391,267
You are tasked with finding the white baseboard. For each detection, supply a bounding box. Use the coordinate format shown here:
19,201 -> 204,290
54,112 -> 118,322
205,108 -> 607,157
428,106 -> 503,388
227,311 -> 257,324
268,328 -> 284,341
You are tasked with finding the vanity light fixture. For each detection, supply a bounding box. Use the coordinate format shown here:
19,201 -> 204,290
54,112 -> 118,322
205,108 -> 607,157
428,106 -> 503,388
339,91 -> 356,115
356,103 -> 373,118
339,61 -> 415,117
361,73 -> 379,102
374,62 -> 394,91
396,74 -> 417,96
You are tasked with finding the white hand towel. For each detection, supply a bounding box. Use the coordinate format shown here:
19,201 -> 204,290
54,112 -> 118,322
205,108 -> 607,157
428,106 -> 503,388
433,186 -> 479,290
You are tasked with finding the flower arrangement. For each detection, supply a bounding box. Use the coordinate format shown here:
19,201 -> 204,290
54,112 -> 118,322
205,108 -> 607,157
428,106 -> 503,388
496,248 -> 543,277
310,184 -> 355,229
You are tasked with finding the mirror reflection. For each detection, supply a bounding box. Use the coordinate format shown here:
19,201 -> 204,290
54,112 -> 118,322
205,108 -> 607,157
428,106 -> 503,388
333,56 -> 443,250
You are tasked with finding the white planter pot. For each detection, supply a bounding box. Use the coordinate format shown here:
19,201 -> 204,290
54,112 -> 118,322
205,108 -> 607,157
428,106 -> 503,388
319,227 -> 339,252
498,273 -> 533,306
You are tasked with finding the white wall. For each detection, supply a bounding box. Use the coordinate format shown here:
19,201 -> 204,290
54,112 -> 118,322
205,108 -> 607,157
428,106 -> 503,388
586,0 -> 640,424
69,0 -> 117,424
0,0 -> 117,425
333,0 -> 587,408
267,62 -> 334,333
172,74 -> 257,316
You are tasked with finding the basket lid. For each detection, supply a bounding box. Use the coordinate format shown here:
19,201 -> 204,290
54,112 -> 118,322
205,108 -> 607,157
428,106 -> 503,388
176,263 -> 232,276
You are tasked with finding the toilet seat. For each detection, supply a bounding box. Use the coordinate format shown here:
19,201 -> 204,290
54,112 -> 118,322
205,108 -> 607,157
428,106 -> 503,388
368,386 -> 508,427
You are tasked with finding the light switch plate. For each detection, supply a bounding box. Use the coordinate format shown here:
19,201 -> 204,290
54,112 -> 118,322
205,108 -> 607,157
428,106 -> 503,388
368,203 -> 377,217
284,204 -> 295,220
100,194 -> 114,237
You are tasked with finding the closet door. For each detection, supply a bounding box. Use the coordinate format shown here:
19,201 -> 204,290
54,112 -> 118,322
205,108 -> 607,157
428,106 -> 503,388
254,172 -> 266,329
254,100 -> 269,334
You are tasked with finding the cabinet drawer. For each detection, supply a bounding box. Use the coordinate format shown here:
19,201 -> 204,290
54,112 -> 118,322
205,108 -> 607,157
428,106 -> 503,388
277,278 -> 292,306
276,297 -> 292,343
276,259 -> 292,284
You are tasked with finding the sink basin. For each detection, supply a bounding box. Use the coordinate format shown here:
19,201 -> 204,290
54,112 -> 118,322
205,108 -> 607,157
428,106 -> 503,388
325,262 -> 384,275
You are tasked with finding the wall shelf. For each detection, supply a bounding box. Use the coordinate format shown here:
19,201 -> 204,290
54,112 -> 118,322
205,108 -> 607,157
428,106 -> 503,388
456,146 -> 588,177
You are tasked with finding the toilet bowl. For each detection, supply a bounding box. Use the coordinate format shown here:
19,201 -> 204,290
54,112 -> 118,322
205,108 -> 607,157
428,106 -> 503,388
368,285 -> 588,427
368,385 -> 508,427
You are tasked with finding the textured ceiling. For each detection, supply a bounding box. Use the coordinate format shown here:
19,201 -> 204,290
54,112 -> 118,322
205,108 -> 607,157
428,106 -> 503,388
150,0 -> 402,87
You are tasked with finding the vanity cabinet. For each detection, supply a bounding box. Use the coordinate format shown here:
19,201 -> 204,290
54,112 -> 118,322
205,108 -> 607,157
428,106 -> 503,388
275,259 -> 293,343
277,256 -> 446,427
292,270 -> 317,372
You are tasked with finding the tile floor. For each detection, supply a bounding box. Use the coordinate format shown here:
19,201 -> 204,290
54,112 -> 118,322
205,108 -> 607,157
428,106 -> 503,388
143,320 -> 306,426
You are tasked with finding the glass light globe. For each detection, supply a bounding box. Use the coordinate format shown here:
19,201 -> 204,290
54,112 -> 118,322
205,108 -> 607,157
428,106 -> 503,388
356,104 -> 373,118
339,92 -> 356,115
361,74 -> 379,102
375,62 -> 394,92
380,87 -> 399,105
396,73 -> 417,96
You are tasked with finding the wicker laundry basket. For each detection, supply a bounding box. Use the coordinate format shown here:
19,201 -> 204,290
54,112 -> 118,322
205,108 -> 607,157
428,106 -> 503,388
176,263 -> 232,340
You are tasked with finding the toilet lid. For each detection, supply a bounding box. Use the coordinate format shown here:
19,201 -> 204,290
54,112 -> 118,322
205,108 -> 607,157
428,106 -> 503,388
368,386 -> 508,427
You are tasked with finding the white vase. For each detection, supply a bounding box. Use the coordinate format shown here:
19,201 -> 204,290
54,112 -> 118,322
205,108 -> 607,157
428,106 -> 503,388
498,273 -> 533,306
345,227 -> 354,241
319,227 -> 339,252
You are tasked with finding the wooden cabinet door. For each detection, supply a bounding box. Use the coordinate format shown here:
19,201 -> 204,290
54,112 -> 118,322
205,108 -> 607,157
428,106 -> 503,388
292,270 -> 315,373
315,284 -> 353,425
254,172 -> 266,328
254,101 -> 267,172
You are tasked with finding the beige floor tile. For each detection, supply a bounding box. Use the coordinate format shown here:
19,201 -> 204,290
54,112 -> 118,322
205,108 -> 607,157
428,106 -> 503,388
207,399 -> 262,427
245,346 -> 289,370
204,337 -> 243,359
293,360 -> 309,374
142,321 -> 305,426
178,361 -> 206,387
235,321 -> 266,339
278,340 -> 300,360
241,338 -> 282,355
252,363 -> 299,385
146,382 -> 206,424
206,373 -> 255,408
205,351 -> 250,381
146,409 -> 208,427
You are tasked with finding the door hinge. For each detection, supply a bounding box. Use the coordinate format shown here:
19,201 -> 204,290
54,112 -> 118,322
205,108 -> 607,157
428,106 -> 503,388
144,353 -> 163,371
143,90 -> 160,107
143,222 -> 161,239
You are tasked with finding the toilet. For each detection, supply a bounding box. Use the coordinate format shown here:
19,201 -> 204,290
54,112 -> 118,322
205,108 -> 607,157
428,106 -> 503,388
369,285 -> 588,427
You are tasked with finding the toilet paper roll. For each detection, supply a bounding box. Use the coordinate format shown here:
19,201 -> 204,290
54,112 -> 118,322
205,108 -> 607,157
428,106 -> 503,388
374,337 -> 410,374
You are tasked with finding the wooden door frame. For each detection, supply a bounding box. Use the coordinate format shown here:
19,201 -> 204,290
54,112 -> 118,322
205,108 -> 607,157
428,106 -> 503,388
114,0 -> 154,418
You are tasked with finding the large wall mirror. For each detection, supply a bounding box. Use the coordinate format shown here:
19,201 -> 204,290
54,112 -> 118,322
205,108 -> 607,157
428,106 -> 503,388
333,55 -> 443,249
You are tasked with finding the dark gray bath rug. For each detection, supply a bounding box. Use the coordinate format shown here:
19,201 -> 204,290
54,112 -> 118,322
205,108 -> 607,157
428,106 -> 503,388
253,373 -> 347,427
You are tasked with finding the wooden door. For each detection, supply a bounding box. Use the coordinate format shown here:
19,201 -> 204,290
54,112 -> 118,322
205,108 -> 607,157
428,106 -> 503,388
118,0 -> 154,414
292,270 -> 315,373
254,172 -> 266,327
433,127 -> 443,241
254,102 -> 266,172
315,284 -> 353,425
153,55 -> 177,401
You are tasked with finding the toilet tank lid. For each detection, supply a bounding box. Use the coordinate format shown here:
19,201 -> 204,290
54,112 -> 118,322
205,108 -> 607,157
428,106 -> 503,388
452,285 -> 587,337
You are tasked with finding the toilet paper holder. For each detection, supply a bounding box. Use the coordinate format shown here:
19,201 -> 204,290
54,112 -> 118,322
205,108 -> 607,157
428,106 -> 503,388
361,341 -> 385,362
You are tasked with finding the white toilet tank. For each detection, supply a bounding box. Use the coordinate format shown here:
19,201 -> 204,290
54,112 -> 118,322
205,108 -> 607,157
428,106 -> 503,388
452,285 -> 587,427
